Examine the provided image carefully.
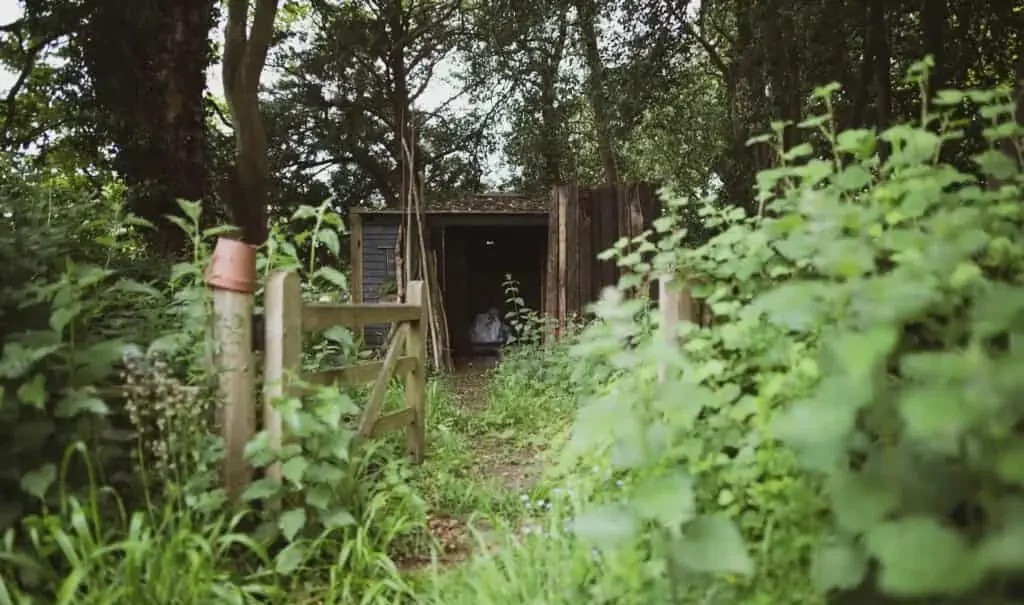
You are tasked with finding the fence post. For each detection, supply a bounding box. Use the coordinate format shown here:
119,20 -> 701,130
264,271 -> 303,482
405,280 -> 427,463
658,273 -> 698,383
205,238 -> 257,501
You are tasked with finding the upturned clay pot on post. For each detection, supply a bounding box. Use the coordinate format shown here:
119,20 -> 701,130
205,237 -> 258,501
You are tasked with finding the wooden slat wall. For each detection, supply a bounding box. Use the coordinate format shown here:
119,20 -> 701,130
545,182 -> 662,331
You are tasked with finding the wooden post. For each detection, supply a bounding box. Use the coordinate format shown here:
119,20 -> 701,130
658,274 -> 698,383
205,238 -> 257,501
349,212 -> 364,343
263,271 -> 303,481
405,280 -> 427,463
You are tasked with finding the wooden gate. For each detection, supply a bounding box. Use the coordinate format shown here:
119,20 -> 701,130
262,271 -> 428,479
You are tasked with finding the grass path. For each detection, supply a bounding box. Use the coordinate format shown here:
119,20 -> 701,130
396,363 -> 555,571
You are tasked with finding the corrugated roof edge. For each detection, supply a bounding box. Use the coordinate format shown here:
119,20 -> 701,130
350,192 -> 550,215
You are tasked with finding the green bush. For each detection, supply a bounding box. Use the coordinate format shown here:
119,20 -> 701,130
433,59 -> 1024,605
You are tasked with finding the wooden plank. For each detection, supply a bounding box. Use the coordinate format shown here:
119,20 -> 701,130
545,186 -> 560,333
564,184 -> 580,320
263,271 -> 303,484
356,323 -> 409,438
627,182 -> 645,240
579,187 -> 593,308
657,274 -> 700,382
212,282 -> 255,501
349,212 -> 365,342
302,357 -> 418,389
404,281 -> 427,463
595,185 -> 618,292
557,186 -> 569,330
446,233 -> 470,356
370,408 -> 416,437
303,303 -> 421,331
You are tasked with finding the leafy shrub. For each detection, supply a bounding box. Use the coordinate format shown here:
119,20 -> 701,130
435,58 -> 1024,605
568,58 -> 1024,604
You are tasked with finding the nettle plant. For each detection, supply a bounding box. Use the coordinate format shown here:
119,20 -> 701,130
564,58 -> 1024,605
749,66 -> 1024,601
263,199 -> 359,369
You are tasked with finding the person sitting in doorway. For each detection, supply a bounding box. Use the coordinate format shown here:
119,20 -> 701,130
469,307 -> 510,347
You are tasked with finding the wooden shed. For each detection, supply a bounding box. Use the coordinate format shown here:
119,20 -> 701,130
348,183 -> 661,362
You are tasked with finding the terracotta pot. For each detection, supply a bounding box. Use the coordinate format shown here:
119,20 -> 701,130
205,238 -> 258,294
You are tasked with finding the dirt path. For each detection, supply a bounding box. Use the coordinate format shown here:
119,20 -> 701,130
397,364 -> 545,571
452,364 -> 543,493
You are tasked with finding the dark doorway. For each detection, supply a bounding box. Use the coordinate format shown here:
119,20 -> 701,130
442,223 -> 548,359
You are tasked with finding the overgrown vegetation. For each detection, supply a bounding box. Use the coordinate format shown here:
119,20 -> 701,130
1,0 -> 1023,601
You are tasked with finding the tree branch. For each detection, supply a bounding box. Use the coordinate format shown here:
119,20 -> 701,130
244,0 -> 281,85
222,0 -> 249,103
681,21 -> 728,76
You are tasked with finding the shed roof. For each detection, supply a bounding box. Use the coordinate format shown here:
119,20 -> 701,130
350,192 -> 549,215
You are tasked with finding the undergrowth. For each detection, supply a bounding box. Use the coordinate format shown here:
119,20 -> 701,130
2,58 -> 1023,605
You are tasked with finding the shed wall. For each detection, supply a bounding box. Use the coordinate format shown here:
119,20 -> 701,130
361,216 -> 400,345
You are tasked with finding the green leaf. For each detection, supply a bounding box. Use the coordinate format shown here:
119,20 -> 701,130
54,391 -> 109,418
315,229 -> 341,256
279,508 -> 307,542
630,470 -> 696,529
16,374 -> 47,409
242,478 -> 281,501
176,199 -> 202,222
677,515 -> 754,576
572,504 -> 638,547
306,485 -> 333,511
0,343 -> 62,380
281,456 -> 309,485
274,542 -> 306,575
825,326 -> 898,380
898,386 -> 981,446
996,442 -> 1024,486
978,520 -> 1024,571
811,539 -> 868,593
770,391 -> 858,469
973,150 -> 1019,180
322,326 -> 353,345
20,464 -> 56,501
110,278 -> 162,299
866,516 -> 982,596
827,469 -> 898,533
834,165 -> 873,191
835,129 -> 876,159
305,462 -> 345,484
313,266 -> 348,290
321,507 -> 357,530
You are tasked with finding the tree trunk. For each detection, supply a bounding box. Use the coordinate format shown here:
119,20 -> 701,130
538,12 -> 569,189
867,0 -> 891,134
222,0 -> 279,245
574,0 -> 620,185
921,0 -> 947,94
83,0 -> 216,256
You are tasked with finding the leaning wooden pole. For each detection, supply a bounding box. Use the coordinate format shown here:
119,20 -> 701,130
204,238 -> 257,501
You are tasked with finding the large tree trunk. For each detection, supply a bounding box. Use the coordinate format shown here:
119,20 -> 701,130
719,1 -> 771,215
83,0 -> 216,256
574,0 -> 620,185
537,12 -> 569,189
867,0 -> 891,133
222,0 -> 279,245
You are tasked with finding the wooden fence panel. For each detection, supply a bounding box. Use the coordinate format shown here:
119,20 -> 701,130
263,272 -> 429,479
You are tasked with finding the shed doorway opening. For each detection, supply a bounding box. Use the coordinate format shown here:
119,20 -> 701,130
441,224 -> 548,361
